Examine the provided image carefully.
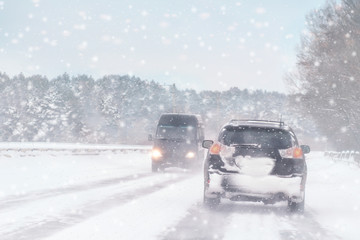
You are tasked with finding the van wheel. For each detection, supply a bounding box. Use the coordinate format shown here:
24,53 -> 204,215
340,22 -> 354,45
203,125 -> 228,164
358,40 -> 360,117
152,162 -> 163,172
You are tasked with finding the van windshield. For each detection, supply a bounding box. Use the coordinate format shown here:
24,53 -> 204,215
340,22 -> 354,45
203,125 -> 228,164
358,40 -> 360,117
156,125 -> 196,140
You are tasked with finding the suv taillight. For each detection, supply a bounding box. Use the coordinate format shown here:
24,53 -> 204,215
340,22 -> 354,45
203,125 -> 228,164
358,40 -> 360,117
209,143 -> 235,159
279,147 -> 303,159
210,142 -> 221,155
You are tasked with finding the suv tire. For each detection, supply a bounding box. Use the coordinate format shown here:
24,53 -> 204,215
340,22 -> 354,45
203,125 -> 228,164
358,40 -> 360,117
288,196 -> 305,213
203,189 -> 220,208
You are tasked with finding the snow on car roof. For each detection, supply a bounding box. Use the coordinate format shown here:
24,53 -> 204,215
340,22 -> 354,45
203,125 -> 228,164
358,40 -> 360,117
225,119 -> 290,130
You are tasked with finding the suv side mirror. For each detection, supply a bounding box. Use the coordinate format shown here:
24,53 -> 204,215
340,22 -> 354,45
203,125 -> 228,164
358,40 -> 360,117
202,140 -> 214,149
148,134 -> 153,141
301,145 -> 310,154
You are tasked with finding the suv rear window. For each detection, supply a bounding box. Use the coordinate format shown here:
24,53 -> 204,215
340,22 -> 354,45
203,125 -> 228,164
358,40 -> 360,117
219,127 -> 293,149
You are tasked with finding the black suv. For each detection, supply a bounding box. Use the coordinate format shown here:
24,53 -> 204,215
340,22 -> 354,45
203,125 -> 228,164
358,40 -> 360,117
202,120 -> 310,212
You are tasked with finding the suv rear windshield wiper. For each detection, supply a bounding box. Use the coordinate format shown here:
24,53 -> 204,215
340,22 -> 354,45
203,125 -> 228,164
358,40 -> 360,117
230,143 -> 262,148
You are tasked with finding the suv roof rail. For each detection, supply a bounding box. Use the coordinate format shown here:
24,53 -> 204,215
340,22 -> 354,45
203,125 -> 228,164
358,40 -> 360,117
229,119 -> 285,127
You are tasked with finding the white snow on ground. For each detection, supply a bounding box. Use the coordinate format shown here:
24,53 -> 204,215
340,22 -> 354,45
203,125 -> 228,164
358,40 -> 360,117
0,149 -> 150,197
0,142 -> 151,151
223,212 -> 293,240
0,144 -> 359,240
306,152 -> 360,240
46,176 -> 202,240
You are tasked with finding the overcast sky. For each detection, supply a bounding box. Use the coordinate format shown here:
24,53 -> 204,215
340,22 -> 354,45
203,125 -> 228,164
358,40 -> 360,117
0,0 -> 325,92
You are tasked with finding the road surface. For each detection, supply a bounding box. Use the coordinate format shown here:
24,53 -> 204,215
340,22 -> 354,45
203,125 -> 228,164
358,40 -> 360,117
0,146 -> 359,240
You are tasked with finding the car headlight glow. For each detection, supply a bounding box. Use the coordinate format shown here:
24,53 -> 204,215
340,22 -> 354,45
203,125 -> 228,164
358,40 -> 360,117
151,149 -> 163,159
185,151 -> 195,159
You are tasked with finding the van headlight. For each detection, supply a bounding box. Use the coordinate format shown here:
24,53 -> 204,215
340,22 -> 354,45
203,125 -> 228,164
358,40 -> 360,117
185,151 -> 196,159
151,149 -> 163,159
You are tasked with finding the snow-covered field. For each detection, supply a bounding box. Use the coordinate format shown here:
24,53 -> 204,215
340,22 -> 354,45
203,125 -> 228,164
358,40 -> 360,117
0,145 -> 359,240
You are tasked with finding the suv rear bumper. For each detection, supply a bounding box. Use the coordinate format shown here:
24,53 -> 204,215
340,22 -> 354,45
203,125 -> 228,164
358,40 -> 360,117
205,170 -> 304,203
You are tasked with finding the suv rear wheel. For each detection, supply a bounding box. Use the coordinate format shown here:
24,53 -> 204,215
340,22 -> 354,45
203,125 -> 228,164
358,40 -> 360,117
288,195 -> 305,213
203,188 -> 220,208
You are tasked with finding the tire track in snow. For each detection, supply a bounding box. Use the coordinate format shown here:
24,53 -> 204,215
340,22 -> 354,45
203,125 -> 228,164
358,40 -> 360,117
279,209 -> 341,240
0,171 -> 195,240
0,172 -> 153,210
162,202 -> 341,240
160,203 -> 233,240
161,202 -> 289,240
162,201 -> 294,240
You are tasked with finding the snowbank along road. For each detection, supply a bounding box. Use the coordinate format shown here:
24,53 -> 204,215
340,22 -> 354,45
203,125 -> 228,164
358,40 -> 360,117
0,146 -> 359,240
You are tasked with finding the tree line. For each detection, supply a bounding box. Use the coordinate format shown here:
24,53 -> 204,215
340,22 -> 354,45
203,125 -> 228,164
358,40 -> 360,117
0,72 -> 316,145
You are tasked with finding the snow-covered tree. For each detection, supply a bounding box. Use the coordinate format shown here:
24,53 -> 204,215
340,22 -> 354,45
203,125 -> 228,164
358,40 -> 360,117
288,0 -> 360,150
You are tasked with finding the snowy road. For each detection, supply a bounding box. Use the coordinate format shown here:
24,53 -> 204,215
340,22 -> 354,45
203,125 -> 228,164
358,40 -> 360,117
0,147 -> 359,240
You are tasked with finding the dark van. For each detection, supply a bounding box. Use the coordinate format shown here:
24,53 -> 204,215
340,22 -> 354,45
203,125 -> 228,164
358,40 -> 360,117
149,113 -> 204,172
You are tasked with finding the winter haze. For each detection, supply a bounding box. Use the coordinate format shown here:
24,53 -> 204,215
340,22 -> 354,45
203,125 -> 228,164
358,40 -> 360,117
1,0 -> 324,92
1,0 -> 360,240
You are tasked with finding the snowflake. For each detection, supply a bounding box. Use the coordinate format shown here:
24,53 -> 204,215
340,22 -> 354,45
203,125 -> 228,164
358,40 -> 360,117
73,24 -> 86,30
63,30 -> 71,37
78,41 -> 87,51
100,14 -> 112,21
340,126 -> 347,133
141,10 -> 148,17
159,22 -> 169,28
199,13 -> 210,20
32,0 -> 40,7
256,7 -> 266,14
91,56 -> 98,62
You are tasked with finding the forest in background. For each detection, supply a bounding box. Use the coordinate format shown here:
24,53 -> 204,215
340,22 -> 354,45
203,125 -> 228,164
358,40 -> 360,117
2,0 -> 360,151
0,72 -> 320,148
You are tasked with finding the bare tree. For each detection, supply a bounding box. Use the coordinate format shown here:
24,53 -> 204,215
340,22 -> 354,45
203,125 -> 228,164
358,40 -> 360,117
288,0 -> 360,150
